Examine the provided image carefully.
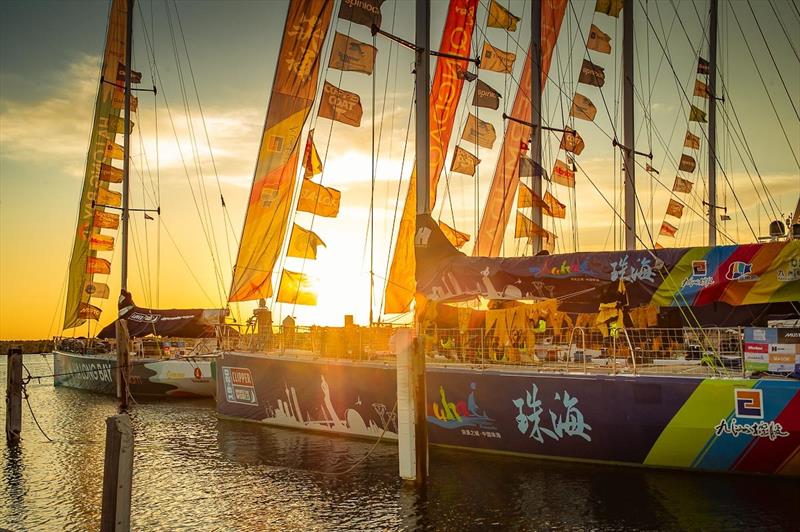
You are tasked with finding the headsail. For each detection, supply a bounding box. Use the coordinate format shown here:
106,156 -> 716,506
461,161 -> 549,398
63,0 -> 129,329
228,0 -> 334,302
473,0 -> 567,257
383,0 -> 479,314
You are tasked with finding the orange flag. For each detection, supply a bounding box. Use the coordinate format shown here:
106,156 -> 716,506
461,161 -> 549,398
438,220 -> 470,249
659,221 -> 678,237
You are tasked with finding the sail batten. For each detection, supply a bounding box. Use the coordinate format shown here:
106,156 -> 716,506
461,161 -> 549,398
228,0 -> 334,303
63,0 -> 129,329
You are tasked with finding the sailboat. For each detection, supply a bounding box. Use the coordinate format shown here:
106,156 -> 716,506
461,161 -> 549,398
216,0 -> 800,476
52,0 -> 223,399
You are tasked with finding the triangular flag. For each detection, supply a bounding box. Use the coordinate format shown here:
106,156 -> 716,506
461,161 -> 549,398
587,24 -> 612,54
302,130 -> 323,179
287,223 -> 327,260
689,105 -> 707,123
450,146 -> 480,176
438,220 -> 470,249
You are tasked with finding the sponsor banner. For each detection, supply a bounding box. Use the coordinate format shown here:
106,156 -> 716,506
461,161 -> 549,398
744,327 -> 800,373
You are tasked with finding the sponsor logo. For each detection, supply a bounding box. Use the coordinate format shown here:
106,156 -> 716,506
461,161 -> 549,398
714,419 -> 789,441
726,261 -> 758,282
682,259 -> 714,288
777,257 -> 800,282
735,388 -> 763,419
222,366 -> 258,406
692,260 -> 707,277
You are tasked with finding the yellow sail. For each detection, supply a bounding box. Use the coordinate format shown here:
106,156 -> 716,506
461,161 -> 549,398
63,0 -> 128,329
228,0 -> 334,302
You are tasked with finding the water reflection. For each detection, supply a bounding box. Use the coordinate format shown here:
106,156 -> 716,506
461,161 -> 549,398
1,355 -> 798,531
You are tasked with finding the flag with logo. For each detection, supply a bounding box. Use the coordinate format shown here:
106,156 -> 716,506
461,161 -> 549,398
276,269 -> 317,306
487,0 -> 520,31
570,93 -> 597,121
689,105 -> 707,123
297,179 -> 341,217
104,141 -> 125,160
287,223 -> 327,260
578,59 -> 605,87
451,146 -> 480,175
684,131 -> 700,149
461,113 -> 496,149
587,24 -> 612,53
302,130 -> 323,179
438,220 -> 470,249
338,0 -> 385,29
552,159 -> 576,187
560,127 -> 585,155
480,41 -> 515,73
87,257 -> 111,275
116,62 -> 142,83
595,0 -> 623,17
319,81 -> 363,127
111,90 -> 138,112
82,280 -> 110,299
99,163 -> 123,183
659,221 -> 678,237
679,154 -> 696,173
89,234 -> 115,251
97,187 -> 121,207
328,32 -> 376,75
472,79 -> 501,110
93,210 -> 120,230
694,79 -> 709,98
666,199 -> 684,218
672,176 -> 694,193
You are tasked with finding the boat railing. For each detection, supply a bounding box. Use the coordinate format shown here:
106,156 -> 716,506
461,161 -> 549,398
423,326 -> 746,378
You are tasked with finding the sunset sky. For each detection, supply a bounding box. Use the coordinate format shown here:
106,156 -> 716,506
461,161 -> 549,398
1,0 -> 798,340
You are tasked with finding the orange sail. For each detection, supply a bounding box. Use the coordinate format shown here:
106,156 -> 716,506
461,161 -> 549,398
63,0 -> 128,329
383,0 -> 479,314
228,0 -> 334,302
473,0 -> 568,257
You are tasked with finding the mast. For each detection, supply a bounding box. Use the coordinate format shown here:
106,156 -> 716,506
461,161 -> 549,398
413,0 -> 430,483
531,0 -> 543,253
121,0 -> 133,293
707,0 -> 718,246
623,0 -> 636,250
117,0 -> 134,411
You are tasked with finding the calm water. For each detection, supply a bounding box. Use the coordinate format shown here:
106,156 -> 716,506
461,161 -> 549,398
1,354 -> 797,531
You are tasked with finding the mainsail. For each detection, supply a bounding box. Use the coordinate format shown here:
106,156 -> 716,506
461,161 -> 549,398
63,0 -> 129,329
228,0 -> 334,302
473,0 -> 567,257
383,0 -> 479,314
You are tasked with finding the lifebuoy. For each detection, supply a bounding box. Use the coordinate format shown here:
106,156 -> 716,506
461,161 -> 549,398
193,367 -> 202,379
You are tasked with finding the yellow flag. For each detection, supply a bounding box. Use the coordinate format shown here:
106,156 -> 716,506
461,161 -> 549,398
438,220 -> 470,249
666,199 -> 684,218
587,24 -> 612,53
302,131 -> 323,179
461,113 -> 496,149
595,0 -> 623,17
450,146 -> 480,175
560,127 -> 585,155
544,191 -> 566,219
297,179 -> 341,217
286,223 -> 326,260
328,32 -> 376,75
569,93 -> 597,121
104,141 -> 124,160
82,280 -> 110,299
689,105 -> 707,123
276,269 -> 317,306
111,89 -> 138,112
517,182 -> 546,210
89,233 -> 115,251
99,163 -> 123,183
93,210 -> 120,230
96,187 -> 121,207
480,41 -> 516,73
487,0 -> 520,31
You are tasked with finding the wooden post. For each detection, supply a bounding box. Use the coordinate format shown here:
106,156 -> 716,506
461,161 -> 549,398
396,329 -> 416,480
5,346 -> 23,446
115,319 -> 131,410
100,413 -> 133,531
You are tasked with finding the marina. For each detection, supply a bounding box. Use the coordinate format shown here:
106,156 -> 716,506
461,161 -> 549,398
2,0 -> 799,528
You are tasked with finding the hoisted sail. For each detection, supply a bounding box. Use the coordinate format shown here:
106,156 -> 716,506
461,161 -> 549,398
473,0 -> 568,257
228,0 -> 334,302
383,0 -> 479,314
63,0 -> 129,329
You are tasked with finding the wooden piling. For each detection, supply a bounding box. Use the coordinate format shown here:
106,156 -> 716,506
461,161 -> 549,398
115,319 -> 131,410
5,345 -> 23,446
100,413 -> 133,531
